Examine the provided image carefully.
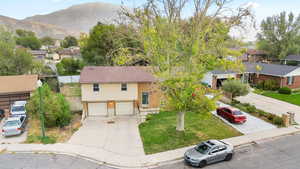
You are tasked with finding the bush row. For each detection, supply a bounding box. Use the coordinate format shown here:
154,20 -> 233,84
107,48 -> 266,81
231,100 -> 284,127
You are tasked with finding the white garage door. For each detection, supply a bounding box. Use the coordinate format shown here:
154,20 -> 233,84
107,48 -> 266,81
116,102 -> 134,116
88,103 -> 107,116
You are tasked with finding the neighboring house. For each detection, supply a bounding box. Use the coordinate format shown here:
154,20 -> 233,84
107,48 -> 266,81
79,66 -> 160,119
48,53 -> 60,61
0,75 -> 38,109
203,63 -> 300,89
58,48 -> 81,60
30,50 -> 48,60
282,55 -> 300,66
243,49 -> 268,63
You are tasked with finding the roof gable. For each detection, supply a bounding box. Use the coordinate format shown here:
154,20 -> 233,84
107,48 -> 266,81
79,66 -> 156,83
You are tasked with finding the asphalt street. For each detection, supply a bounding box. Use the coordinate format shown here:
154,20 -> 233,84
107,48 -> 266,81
154,133 -> 300,169
0,153 -> 116,169
1,133 -> 300,169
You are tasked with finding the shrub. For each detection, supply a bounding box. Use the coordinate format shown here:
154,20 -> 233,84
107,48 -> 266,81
278,87 -> 292,94
26,84 -> 72,128
267,113 -> 275,121
257,79 -> 279,91
222,80 -> 250,98
273,116 -> 284,126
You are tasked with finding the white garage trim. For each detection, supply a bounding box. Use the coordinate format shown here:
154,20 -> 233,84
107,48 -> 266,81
116,102 -> 134,116
88,102 -> 107,116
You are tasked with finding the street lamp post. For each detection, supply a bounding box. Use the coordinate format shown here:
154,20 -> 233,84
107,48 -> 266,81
37,80 -> 46,138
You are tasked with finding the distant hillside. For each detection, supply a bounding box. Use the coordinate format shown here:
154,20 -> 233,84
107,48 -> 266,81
24,2 -> 121,33
0,15 -> 78,39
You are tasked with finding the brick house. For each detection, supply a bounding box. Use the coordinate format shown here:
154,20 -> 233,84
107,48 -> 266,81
79,66 -> 160,119
202,63 -> 300,89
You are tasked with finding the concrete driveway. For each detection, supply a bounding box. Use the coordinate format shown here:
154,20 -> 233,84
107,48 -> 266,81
236,92 -> 300,124
0,119 -> 27,144
212,102 -> 276,134
68,116 -> 145,157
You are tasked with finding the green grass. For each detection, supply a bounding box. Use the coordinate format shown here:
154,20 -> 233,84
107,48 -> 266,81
261,91 -> 300,106
139,111 -> 242,154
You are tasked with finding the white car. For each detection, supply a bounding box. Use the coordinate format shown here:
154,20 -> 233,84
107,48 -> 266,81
10,101 -> 27,117
2,116 -> 27,137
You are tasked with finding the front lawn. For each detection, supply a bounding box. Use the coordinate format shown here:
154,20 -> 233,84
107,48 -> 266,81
139,111 -> 242,154
258,90 -> 300,106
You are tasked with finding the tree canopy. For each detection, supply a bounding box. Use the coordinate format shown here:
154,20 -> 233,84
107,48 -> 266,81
121,0 -> 252,131
40,36 -> 55,46
56,58 -> 84,75
257,12 -> 300,59
61,36 -> 78,48
15,29 -> 41,50
222,80 -> 250,98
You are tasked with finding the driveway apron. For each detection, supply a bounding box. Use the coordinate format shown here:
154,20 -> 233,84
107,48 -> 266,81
68,116 -> 145,157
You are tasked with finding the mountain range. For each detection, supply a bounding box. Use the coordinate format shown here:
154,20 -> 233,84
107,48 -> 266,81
0,2 -> 121,39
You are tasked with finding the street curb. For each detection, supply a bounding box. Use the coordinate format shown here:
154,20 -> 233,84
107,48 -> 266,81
2,128 -> 300,169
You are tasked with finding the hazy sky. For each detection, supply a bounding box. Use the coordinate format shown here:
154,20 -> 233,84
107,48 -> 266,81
1,0 -> 299,41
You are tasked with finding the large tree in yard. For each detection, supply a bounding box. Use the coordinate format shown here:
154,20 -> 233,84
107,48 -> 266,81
257,12 -> 300,59
121,0 -> 252,131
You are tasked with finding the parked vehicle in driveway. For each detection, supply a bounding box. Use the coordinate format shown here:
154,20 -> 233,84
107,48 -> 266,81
2,116 -> 27,137
217,107 -> 247,124
184,140 -> 234,168
10,101 -> 27,117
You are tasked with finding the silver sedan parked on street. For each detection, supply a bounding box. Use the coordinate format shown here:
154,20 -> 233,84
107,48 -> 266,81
184,140 -> 234,168
2,116 -> 27,137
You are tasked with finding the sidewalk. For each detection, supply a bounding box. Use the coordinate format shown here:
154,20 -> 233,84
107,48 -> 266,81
0,126 -> 299,169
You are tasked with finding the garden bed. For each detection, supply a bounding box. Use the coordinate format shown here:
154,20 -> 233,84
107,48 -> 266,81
139,111 -> 242,154
230,100 -> 284,127
25,113 -> 82,144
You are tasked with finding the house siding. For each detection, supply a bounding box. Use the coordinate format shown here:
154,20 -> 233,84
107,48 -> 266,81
137,83 -> 160,109
282,76 -> 300,89
251,74 -> 281,86
81,83 -> 138,102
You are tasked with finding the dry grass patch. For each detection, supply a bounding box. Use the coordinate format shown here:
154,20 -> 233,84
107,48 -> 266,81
25,113 -> 82,144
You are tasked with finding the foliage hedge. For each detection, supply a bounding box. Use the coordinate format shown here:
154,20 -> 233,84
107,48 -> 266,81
278,87 -> 292,94
257,79 -> 279,91
231,100 -> 284,127
26,84 -> 72,128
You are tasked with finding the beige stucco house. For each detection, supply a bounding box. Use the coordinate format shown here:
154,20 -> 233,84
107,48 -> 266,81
80,66 -> 160,119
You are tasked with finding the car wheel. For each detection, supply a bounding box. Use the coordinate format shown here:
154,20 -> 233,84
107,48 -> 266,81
198,160 -> 207,168
225,153 -> 233,161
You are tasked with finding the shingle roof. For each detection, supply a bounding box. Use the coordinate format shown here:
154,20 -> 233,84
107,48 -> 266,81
284,55 -> 300,61
211,63 -> 300,77
0,75 -> 38,94
79,66 -> 156,83
244,63 -> 299,76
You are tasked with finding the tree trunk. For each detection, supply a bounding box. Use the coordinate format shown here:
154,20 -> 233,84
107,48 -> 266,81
176,111 -> 185,131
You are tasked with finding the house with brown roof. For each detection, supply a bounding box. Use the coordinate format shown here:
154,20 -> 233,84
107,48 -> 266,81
79,66 -> 160,119
0,75 -> 38,109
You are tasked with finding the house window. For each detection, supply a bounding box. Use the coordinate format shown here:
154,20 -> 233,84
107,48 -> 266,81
93,84 -> 99,92
121,83 -> 127,91
142,92 -> 149,105
287,76 -> 294,85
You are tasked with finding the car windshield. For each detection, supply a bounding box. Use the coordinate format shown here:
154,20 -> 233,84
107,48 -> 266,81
4,120 -> 20,127
233,111 -> 243,115
12,106 -> 25,112
195,143 -> 211,154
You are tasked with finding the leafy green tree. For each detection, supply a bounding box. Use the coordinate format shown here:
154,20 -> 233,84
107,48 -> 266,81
61,36 -> 78,48
15,29 -> 41,50
0,36 -> 34,75
26,84 -> 71,128
122,0 -> 252,131
222,80 -> 250,99
40,36 -> 55,46
56,58 -> 84,75
257,12 -> 300,59
81,23 -> 142,65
